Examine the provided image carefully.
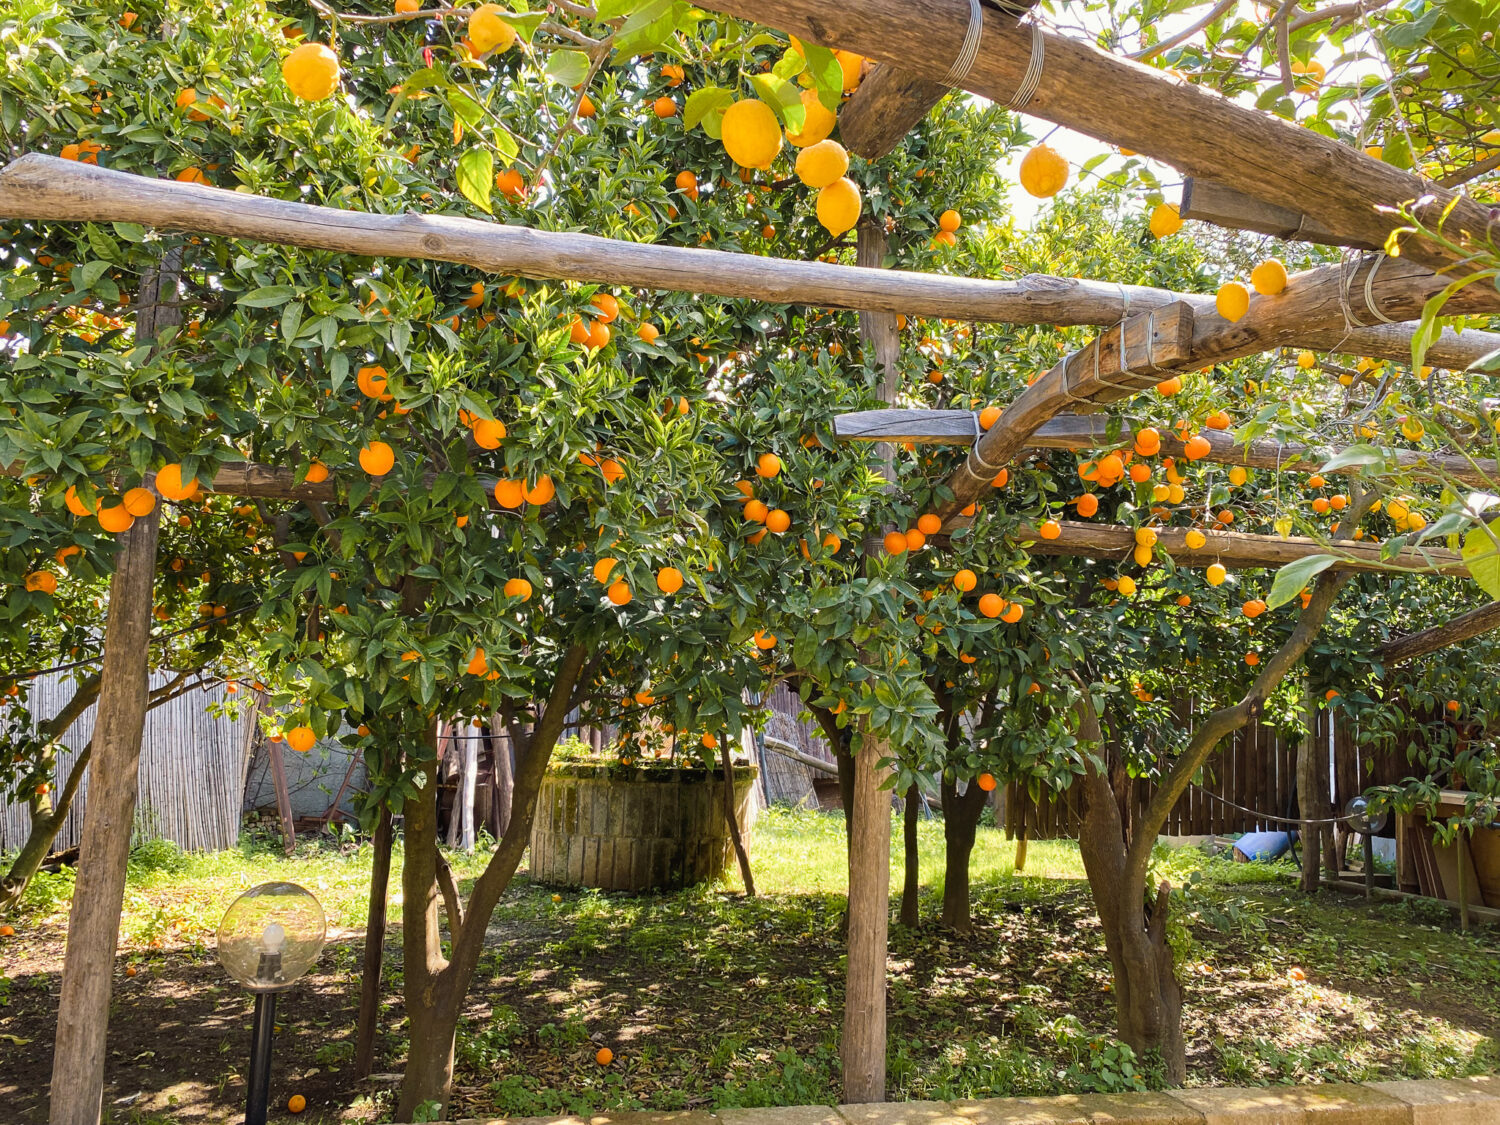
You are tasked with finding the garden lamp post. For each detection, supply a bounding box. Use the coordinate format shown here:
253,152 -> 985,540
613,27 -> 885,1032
1343,796 -> 1388,901
217,882 -> 326,1125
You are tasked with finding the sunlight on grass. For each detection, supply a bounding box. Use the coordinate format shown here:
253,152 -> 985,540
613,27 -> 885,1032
729,805 -> 1087,896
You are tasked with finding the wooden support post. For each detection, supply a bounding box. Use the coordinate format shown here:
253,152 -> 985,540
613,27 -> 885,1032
1458,830 -> 1472,933
838,67 -> 951,160
354,805 -> 394,1080
49,509 -> 161,1125
843,221 -> 897,1105
267,736 -> 297,855
836,410 -> 1500,492
1296,688 -> 1321,894
1180,178 -> 1374,250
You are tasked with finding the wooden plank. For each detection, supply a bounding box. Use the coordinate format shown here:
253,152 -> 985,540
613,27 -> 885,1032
1381,601 -> 1500,666
691,0 -> 1496,275
268,737 -> 296,855
837,410 -> 1500,491
1009,520 -> 1468,576
1180,178 -> 1374,250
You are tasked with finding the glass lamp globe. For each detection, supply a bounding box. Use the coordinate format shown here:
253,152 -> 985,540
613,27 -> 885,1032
216,882 -> 326,992
1344,795 -> 1389,834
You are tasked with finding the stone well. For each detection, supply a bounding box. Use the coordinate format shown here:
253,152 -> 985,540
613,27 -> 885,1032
528,763 -> 758,892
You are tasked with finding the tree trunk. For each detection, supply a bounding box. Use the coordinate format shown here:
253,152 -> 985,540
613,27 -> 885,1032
354,806 -> 394,1079
395,729 -> 455,1121
0,748 -> 90,915
899,782 -> 920,927
1296,698 -> 1322,894
396,645 -> 589,1120
1077,762 -> 1186,1083
49,508 -> 161,1125
939,777 -> 988,933
720,741 -> 755,896
841,731 -> 891,1104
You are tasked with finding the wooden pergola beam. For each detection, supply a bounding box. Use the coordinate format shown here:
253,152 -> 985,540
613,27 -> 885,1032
1015,520 -> 1468,576
1179,178 -> 1377,250
1380,601 -> 1500,665
694,0 -> 1494,275
935,304 -> 1197,523
5,159 -> 1500,352
837,410 -> 1500,489
837,66 -> 951,161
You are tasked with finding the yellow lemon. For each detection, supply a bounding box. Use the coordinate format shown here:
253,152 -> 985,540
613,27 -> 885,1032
1216,281 -> 1250,322
795,139 -> 848,188
785,88 -> 836,147
721,99 -> 782,169
1018,143 -> 1068,198
1250,258 -> 1288,295
468,4 -> 517,55
1149,202 -> 1182,238
1206,563 -> 1227,586
816,177 -> 861,236
282,43 -> 340,102
1184,529 -> 1207,550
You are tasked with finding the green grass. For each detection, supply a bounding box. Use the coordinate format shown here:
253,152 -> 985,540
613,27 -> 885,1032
2,807 -> 1497,1125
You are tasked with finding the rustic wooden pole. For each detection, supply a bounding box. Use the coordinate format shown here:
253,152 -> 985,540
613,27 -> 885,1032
837,410 -> 1500,491
48,508 -> 161,1125
459,729 -> 478,854
691,0 -> 1495,274
1380,601 -> 1500,665
1296,688 -> 1321,894
1458,830 -> 1472,932
844,221 -> 898,1105
353,805 -> 394,1079
1008,520 -> 1466,576
5,159 -> 1499,349
899,782 -> 920,927
267,737 -> 297,855
1180,178 -> 1367,249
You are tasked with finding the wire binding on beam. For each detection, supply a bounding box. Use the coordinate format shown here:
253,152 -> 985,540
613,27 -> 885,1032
942,0 -> 985,89
1003,21 -> 1046,111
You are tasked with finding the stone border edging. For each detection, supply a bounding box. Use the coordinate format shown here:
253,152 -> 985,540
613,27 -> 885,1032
450,1076 -> 1500,1125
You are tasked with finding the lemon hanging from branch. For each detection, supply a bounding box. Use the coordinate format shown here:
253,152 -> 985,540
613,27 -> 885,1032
816,177 -> 861,236
468,4 -> 517,55
721,98 -> 782,169
1018,143 -> 1068,198
282,42 -> 341,102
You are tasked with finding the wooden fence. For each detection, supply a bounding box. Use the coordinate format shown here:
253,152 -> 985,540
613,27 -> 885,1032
1002,708 -> 1412,841
1,672 -> 253,853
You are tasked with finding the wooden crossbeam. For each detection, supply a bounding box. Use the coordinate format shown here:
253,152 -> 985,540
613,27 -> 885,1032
693,0 -> 1494,275
1381,601 -> 1500,666
839,3 -> 1042,160
6,159 -> 1500,375
934,304 -> 1195,522
838,67 -> 952,161
1014,520 -> 1468,576
1180,178 -> 1376,251
836,411 -> 1500,490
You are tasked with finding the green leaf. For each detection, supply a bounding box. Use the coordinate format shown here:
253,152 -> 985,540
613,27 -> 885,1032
683,86 -> 734,132
448,91 -> 485,128
799,43 -> 843,112
456,148 -> 494,214
1317,444 -> 1384,472
747,73 -> 802,128
545,50 -> 591,88
1266,553 -> 1338,609
112,222 -> 146,243
238,285 -> 298,308
1463,522 -> 1500,599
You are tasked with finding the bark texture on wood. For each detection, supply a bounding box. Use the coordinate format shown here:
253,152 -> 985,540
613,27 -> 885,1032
1297,716 -> 1323,894
49,509 -> 161,1125
838,66 -> 951,160
721,741 -> 756,896
1380,600 -> 1500,665
1180,178 -> 1362,248
691,0 -> 1494,274
840,409 -> 1500,491
899,782 -> 920,927
939,776 -> 989,933
354,806 -> 394,1080
1008,519 -> 1465,575
842,733 -> 891,1104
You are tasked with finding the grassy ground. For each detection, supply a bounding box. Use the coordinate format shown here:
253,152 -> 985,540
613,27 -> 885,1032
0,808 -> 1496,1124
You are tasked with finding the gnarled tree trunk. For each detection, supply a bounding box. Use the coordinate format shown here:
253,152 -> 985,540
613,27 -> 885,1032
938,776 -> 988,933
395,644 -> 589,1121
